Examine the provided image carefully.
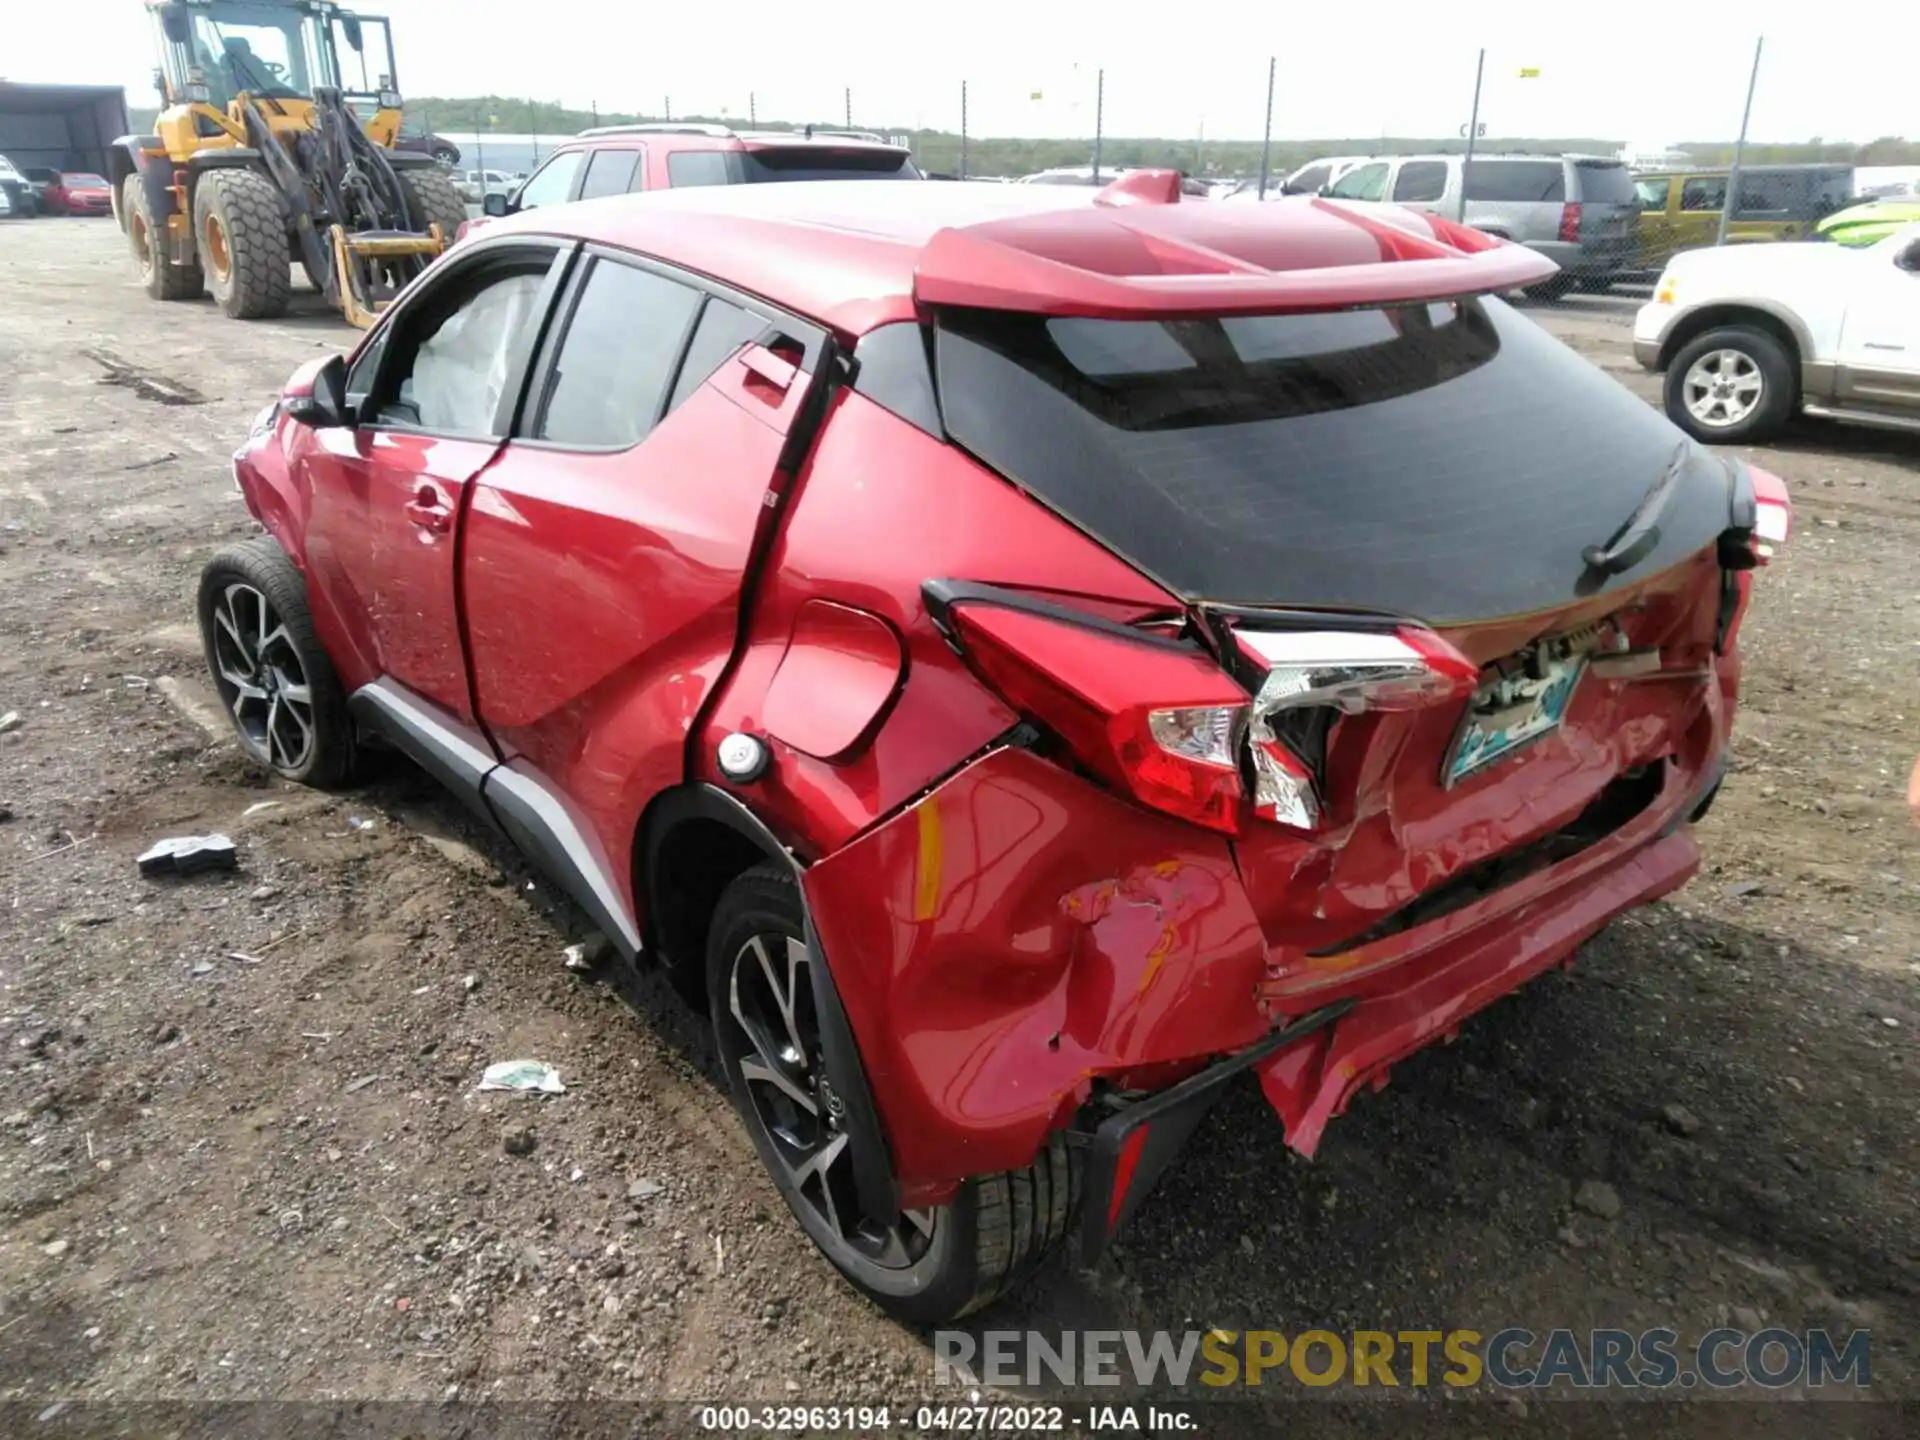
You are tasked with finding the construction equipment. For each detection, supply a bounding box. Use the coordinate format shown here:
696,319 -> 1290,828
110,1 -> 467,326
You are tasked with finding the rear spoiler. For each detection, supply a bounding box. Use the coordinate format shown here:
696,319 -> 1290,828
914,189 -> 1558,317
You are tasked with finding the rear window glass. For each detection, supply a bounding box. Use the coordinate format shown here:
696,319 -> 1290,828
1463,161 -> 1565,202
1572,162 -> 1636,204
742,147 -> 919,181
934,300 -> 1732,623
671,148 -> 919,186
64,173 -> 108,186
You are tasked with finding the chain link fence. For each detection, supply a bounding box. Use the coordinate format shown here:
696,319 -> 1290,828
400,24 -> 1913,270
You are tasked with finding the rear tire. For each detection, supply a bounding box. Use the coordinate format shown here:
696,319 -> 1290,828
197,536 -> 359,789
396,166 -> 469,246
1664,325 -> 1797,446
124,174 -> 203,300
707,863 -> 1079,1323
193,170 -> 292,320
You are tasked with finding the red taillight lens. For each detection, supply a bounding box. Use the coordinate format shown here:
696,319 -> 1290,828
1558,201 -> 1582,243
946,604 -> 1248,834
1749,465 -> 1792,565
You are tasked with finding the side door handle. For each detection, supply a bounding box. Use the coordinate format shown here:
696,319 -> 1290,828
404,483 -> 453,533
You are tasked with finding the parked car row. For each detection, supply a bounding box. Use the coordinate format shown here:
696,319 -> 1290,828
0,154 -> 116,217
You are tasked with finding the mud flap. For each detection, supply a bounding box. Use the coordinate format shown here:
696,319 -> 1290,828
1076,1000 -> 1351,1267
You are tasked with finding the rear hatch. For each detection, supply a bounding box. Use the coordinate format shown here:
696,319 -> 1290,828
1570,159 -> 1641,260
934,296 -> 1747,962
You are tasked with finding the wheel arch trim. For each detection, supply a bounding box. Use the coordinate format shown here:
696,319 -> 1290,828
1656,300 -> 1813,373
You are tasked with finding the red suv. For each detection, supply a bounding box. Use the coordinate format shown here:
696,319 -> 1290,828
205,175 -> 1791,1322
476,123 -> 919,223
43,171 -> 114,216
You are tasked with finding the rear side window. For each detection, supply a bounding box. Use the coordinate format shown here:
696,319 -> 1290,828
578,148 -> 641,200
669,151 -> 736,187
667,298 -> 769,411
1392,161 -> 1448,204
1463,161 -> 1564,202
934,300 -> 1728,624
1572,162 -> 1636,204
533,259 -> 702,448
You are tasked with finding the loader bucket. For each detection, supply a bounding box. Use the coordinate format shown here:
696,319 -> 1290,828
330,224 -> 446,329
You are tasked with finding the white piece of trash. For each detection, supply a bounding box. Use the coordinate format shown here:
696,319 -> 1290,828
477,1060 -> 565,1095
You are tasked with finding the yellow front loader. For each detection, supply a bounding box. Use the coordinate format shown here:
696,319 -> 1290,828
110,0 -> 467,326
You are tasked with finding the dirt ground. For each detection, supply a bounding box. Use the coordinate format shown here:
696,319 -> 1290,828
1,218 -> 1917,1435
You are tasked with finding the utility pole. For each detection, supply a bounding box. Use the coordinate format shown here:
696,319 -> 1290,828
1091,67 -> 1104,182
1459,48 -> 1486,221
960,80 -> 968,179
844,87 -> 852,129
664,96 -> 672,123
1718,36 -> 1764,246
749,91 -> 756,127
1257,55 -> 1276,198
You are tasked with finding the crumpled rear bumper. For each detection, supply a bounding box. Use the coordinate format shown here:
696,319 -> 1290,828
1256,824 -> 1699,1158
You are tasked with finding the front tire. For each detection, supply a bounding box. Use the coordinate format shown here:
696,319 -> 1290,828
707,864 -> 1078,1323
193,170 -> 291,319
1664,325 -> 1796,445
197,537 -> 358,788
397,167 -> 469,247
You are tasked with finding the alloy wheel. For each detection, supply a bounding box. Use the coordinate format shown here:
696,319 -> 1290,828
208,582 -> 315,772
1681,348 -> 1764,429
723,931 -> 936,1270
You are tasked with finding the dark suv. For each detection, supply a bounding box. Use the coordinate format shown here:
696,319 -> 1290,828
209,178 -> 1788,1322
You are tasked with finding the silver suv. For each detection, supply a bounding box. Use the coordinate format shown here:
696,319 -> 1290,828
1327,154 -> 1641,295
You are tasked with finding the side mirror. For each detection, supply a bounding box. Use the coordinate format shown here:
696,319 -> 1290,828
282,354 -> 351,429
341,17 -> 364,51
482,191 -> 509,217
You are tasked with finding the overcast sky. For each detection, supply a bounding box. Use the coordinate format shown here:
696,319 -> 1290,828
6,0 -> 1903,143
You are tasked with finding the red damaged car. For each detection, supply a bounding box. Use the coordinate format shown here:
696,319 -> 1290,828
204,173 -> 1791,1322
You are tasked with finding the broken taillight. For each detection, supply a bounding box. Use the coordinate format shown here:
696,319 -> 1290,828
944,602 -> 1249,833
1234,627 -> 1480,831
1750,471 -> 1792,565
932,586 -> 1481,837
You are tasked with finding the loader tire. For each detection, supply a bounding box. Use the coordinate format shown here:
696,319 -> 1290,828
124,174 -> 203,301
194,170 -> 292,320
396,166 -> 470,249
